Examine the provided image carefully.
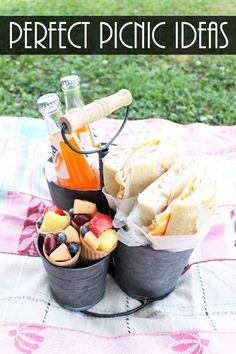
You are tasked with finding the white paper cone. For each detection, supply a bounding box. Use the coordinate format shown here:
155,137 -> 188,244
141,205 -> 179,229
116,203 -> 214,252
102,187 -> 136,214
137,217 -> 213,252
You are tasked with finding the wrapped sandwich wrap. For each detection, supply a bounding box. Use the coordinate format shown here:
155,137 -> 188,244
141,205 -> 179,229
116,159 -> 217,251
103,137 -> 177,205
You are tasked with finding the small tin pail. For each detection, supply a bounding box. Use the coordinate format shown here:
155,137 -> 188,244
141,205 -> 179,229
44,160 -> 110,214
36,235 -> 110,311
114,241 -> 193,301
44,103 -> 130,214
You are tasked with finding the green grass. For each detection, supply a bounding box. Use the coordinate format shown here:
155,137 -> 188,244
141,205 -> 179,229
0,0 -> 236,125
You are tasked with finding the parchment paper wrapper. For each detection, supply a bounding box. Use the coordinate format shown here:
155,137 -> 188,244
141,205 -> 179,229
36,211 -> 70,237
115,204 -> 213,252
80,235 -> 118,263
43,244 -> 80,268
102,187 -> 136,214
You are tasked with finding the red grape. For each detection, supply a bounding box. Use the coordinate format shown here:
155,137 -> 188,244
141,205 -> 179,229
44,233 -> 58,255
73,214 -> 92,227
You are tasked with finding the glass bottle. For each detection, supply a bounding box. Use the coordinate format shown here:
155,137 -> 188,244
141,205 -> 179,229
61,74 -> 84,110
37,93 -> 100,190
60,75 -> 97,150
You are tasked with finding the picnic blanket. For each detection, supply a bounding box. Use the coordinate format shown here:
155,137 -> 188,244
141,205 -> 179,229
0,116 -> 236,354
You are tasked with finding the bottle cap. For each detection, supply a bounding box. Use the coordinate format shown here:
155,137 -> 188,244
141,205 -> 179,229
60,75 -> 80,90
37,93 -> 60,113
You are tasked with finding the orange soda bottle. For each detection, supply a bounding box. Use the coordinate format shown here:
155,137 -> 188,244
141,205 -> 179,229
37,93 -> 100,190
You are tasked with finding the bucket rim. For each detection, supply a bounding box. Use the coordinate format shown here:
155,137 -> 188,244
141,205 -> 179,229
117,240 -> 194,254
36,234 -> 110,271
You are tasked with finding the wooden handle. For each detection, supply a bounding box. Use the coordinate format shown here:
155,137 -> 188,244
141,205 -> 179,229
59,89 -> 132,134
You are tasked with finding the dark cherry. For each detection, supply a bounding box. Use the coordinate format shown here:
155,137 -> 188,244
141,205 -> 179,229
73,214 -> 92,227
44,233 -> 58,255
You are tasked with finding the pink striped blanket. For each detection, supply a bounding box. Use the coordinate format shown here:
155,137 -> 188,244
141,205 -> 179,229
0,116 -> 236,354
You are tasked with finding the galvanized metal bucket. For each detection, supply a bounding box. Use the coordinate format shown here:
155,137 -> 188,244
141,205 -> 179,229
44,162 -> 110,214
36,235 -> 110,311
39,103 -> 193,315
45,105 -> 130,214
114,241 -> 193,301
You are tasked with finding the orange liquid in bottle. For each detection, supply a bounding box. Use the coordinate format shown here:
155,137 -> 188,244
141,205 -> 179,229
50,131 -> 100,190
76,124 -> 96,149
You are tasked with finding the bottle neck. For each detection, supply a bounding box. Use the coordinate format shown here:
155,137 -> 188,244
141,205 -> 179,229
42,107 -> 63,136
63,86 -> 84,112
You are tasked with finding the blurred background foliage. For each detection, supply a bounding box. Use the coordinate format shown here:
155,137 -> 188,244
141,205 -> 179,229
0,0 -> 235,124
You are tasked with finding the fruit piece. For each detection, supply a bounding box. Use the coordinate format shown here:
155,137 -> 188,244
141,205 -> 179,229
49,243 -> 72,262
40,211 -> 69,233
89,213 -> 113,237
73,199 -> 97,215
44,233 -> 58,255
57,232 -> 67,244
54,207 -> 65,216
97,229 -> 118,252
69,208 -> 74,217
68,242 -> 80,254
63,225 -> 80,243
42,205 -> 64,217
36,218 -> 43,229
80,224 -> 89,236
73,214 -> 92,227
83,231 -> 99,250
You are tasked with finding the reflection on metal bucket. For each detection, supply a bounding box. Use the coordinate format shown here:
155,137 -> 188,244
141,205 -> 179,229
114,241 -> 193,301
